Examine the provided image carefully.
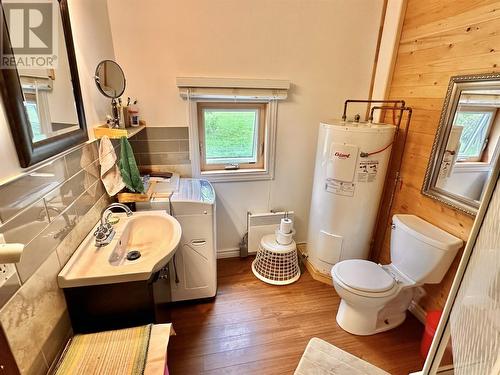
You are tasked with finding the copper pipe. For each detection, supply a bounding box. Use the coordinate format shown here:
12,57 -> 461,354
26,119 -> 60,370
341,99 -> 405,121
368,106 -> 413,261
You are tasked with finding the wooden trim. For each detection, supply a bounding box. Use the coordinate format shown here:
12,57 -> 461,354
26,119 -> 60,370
365,0 -> 389,119
297,244 -> 332,286
370,0 -> 408,122
197,102 -> 267,172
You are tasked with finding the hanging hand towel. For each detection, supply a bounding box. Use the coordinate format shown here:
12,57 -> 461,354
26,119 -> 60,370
99,136 -> 125,196
119,136 -> 145,193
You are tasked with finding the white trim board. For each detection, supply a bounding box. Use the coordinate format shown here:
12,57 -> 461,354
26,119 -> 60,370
176,77 -> 290,90
371,0 -> 408,121
217,248 -> 240,259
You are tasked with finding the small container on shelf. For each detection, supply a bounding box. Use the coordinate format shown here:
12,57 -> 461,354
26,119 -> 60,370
129,102 -> 140,127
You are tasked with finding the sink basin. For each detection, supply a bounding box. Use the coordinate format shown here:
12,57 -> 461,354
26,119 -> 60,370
58,211 -> 181,288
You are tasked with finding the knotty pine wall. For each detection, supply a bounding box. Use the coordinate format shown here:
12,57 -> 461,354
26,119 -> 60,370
374,0 -> 500,312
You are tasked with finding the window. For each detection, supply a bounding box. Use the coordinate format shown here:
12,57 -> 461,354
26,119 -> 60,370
177,77 -> 289,182
23,93 -> 44,142
453,107 -> 496,162
198,103 -> 266,171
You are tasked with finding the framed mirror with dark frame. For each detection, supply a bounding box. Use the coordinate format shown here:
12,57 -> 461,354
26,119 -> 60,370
422,73 -> 500,215
0,0 -> 87,168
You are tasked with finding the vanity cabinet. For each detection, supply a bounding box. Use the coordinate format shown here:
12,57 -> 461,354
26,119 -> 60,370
64,277 -> 157,333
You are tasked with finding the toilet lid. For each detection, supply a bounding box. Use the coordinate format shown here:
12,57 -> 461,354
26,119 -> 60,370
333,260 -> 395,293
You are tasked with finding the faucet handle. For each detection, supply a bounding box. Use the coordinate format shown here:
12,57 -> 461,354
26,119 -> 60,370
94,227 -> 106,239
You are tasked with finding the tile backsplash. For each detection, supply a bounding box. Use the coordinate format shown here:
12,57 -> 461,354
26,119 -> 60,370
0,139 -> 112,374
0,127 -> 188,374
129,126 -> 191,176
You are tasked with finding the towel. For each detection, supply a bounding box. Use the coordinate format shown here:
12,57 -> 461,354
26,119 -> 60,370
119,137 -> 145,193
99,135 -> 125,196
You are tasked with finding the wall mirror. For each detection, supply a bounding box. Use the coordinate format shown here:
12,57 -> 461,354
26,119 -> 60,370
0,0 -> 87,168
422,74 -> 500,215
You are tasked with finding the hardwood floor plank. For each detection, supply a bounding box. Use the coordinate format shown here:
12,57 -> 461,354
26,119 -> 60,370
166,258 -> 425,375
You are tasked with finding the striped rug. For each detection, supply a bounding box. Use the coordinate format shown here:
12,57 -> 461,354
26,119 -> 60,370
54,324 -> 152,375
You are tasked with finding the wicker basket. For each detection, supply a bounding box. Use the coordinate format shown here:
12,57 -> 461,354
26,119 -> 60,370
252,234 -> 300,285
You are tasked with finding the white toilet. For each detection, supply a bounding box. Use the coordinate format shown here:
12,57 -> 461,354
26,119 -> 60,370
331,214 -> 463,336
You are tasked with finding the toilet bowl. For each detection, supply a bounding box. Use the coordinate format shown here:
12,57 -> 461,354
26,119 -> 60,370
331,214 -> 463,336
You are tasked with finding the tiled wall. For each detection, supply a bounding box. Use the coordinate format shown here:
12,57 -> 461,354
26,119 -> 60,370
129,126 -> 191,176
0,128 -> 189,374
0,140 -> 112,375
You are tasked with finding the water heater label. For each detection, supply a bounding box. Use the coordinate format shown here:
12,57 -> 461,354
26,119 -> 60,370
357,160 -> 379,183
327,143 -> 358,182
325,178 -> 355,197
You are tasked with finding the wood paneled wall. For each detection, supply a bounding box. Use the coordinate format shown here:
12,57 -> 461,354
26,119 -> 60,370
374,0 -> 500,312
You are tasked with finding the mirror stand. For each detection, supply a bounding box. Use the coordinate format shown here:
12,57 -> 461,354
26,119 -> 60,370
94,60 -> 126,128
110,98 -> 120,128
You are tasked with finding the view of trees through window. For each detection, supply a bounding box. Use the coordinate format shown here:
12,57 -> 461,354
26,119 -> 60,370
24,102 -> 44,143
204,109 -> 258,163
454,110 -> 493,160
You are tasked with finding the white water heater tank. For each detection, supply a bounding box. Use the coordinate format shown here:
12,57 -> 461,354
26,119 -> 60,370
307,120 -> 396,275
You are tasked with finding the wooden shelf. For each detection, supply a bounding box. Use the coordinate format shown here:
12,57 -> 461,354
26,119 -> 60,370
93,125 -> 145,140
117,180 -> 156,203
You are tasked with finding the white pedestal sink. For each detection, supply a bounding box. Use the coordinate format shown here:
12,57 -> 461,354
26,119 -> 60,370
58,210 -> 181,288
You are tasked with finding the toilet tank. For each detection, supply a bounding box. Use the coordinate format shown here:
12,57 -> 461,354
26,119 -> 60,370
390,214 -> 463,284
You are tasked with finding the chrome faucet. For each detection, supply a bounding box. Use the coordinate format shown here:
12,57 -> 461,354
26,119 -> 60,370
94,203 -> 133,247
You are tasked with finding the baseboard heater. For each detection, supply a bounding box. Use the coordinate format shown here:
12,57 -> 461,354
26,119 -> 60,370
247,211 -> 294,255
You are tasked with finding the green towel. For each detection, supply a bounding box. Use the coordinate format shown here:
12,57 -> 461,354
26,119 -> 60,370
119,137 -> 145,193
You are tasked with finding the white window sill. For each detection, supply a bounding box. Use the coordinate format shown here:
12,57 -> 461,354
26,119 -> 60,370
199,168 -> 272,182
454,162 -> 492,172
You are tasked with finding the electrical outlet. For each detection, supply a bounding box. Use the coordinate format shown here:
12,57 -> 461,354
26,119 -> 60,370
0,263 -> 16,286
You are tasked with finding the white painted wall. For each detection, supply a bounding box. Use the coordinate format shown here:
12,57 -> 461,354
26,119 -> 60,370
107,0 -> 385,253
0,0 -> 115,183
67,0 -> 115,132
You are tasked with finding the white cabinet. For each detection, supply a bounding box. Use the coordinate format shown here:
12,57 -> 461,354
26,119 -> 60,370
169,212 -> 216,301
136,178 -> 217,302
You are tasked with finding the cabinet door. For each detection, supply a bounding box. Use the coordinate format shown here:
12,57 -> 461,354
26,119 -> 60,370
170,214 -> 216,301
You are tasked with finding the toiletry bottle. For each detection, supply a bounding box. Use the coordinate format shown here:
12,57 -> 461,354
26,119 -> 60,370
129,101 -> 140,127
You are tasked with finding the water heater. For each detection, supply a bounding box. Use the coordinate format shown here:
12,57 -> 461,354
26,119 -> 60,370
307,120 -> 396,275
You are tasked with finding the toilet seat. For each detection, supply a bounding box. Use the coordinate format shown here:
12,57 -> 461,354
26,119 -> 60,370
332,260 -> 399,298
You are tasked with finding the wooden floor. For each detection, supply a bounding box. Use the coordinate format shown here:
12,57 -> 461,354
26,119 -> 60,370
165,258 -> 425,375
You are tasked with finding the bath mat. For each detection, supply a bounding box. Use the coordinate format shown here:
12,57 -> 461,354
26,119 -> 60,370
294,337 -> 390,375
54,324 -> 152,375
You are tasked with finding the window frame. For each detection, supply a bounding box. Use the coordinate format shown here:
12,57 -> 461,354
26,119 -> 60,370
197,102 -> 266,172
453,106 -> 496,162
189,99 -> 278,182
